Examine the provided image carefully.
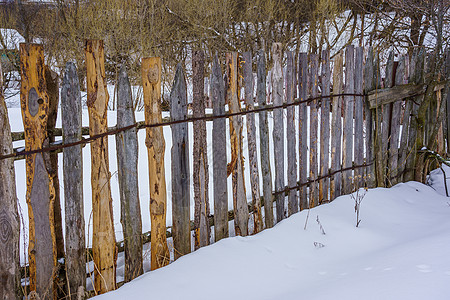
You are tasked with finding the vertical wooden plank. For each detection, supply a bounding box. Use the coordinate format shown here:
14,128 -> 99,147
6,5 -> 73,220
364,47 -> 376,188
372,50 -> 384,187
226,52 -> 249,236
298,53 -> 308,210
192,50 -> 210,248
354,47 -> 364,187
309,53 -> 319,207
211,55 -> 228,240
271,43 -> 285,221
285,51 -> 298,215
85,40 -> 116,294
170,64 -> 191,258
61,62 -> 86,298
116,66 -> 143,280
243,51 -> 263,233
446,49 -> 450,153
330,51 -> 343,200
319,50 -> 330,204
342,45 -> 355,194
20,43 -> 57,299
142,57 -> 170,269
0,61 -> 21,300
389,56 -> 405,185
256,50 -> 274,228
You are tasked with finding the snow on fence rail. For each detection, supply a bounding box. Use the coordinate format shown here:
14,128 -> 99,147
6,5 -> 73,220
0,40 -> 448,300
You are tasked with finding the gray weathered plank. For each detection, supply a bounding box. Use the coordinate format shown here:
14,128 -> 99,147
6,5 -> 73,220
354,47 -> 364,188
256,50 -> 274,228
243,51 -> 263,232
0,61 -> 21,300
272,43 -> 285,222
319,50 -> 331,204
286,50 -> 298,215
398,55 -> 412,182
309,53 -> 319,207
170,64 -> 191,258
192,50 -> 210,248
364,47 -> 377,188
446,49 -> 450,153
211,55 -> 229,240
116,65 -> 143,281
298,53 -> 308,210
61,62 -> 86,298
367,83 -> 427,109
342,45 -> 355,194
330,51 -> 343,200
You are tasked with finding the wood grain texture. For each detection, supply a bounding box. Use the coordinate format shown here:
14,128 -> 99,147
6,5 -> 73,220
243,51 -> 263,233
354,47 -> 364,188
285,51 -> 298,215
85,40 -> 116,294
226,52 -> 248,236
61,62 -> 86,299
342,46 -> 355,194
211,55 -> 229,240
364,47 -> 376,188
20,43 -> 57,299
319,50 -> 331,204
170,64 -> 191,257
271,43 -> 285,222
116,65 -> 143,280
309,53 -> 319,207
330,51 -> 343,200
192,50 -> 210,247
142,57 -> 170,269
0,60 -> 21,300
256,50 -> 274,228
298,53 -> 308,210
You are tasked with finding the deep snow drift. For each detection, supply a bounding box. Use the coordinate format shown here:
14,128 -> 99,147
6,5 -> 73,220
92,175 -> 450,300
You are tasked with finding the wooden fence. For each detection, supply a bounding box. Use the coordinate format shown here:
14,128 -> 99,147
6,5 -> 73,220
0,40 -> 448,300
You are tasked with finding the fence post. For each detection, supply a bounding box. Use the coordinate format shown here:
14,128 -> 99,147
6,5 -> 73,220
354,47 -> 364,188
20,43 -> 57,299
271,43 -> 285,221
309,53 -> 319,207
85,39 -> 116,294
116,65 -> 143,280
243,51 -> 264,233
446,50 -> 450,154
0,61 -> 21,300
142,57 -> 170,269
211,55 -> 229,240
170,64 -> 191,258
192,50 -> 211,248
298,53 -> 308,210
342,45 -> 355,194
364,47 -> 377,188
319,49 -> 331,204
286,51 -> 298,215
226,52 -> 249,235
256,50 -> 274,228
61,62 -> 86,298
331,51 -> 343,200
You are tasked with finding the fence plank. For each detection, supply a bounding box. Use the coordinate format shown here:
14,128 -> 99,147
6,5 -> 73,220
170,64 -> 191,257
309,53 -> 319,207
116,65 -> 143,280
20,43 -> 57,299
272,43 -> 285,221
364,47 -> 377,188
85,40 -> 116,294
330,51 -> 343,200
298,53 -> 308,210
211,55 -> 229,240
61,62 -> 86,298
389,55 -> 405,185
192,50 -> 211,247
0,61 -> 21,300
319,50 -> 331,204
342,45 -> 355,194
286,51 -> 298,215
354,47 -> 364,187
256,50 -> 274,228
243,51 -> 263,232
142,57 -> 170,269
226,52 -> 249,235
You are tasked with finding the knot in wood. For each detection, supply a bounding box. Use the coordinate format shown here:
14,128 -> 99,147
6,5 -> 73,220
147,65 -> 159,84
0,210 -> 12,244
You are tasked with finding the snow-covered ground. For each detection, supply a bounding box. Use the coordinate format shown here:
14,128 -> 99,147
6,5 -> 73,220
92,174 -> 450,300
